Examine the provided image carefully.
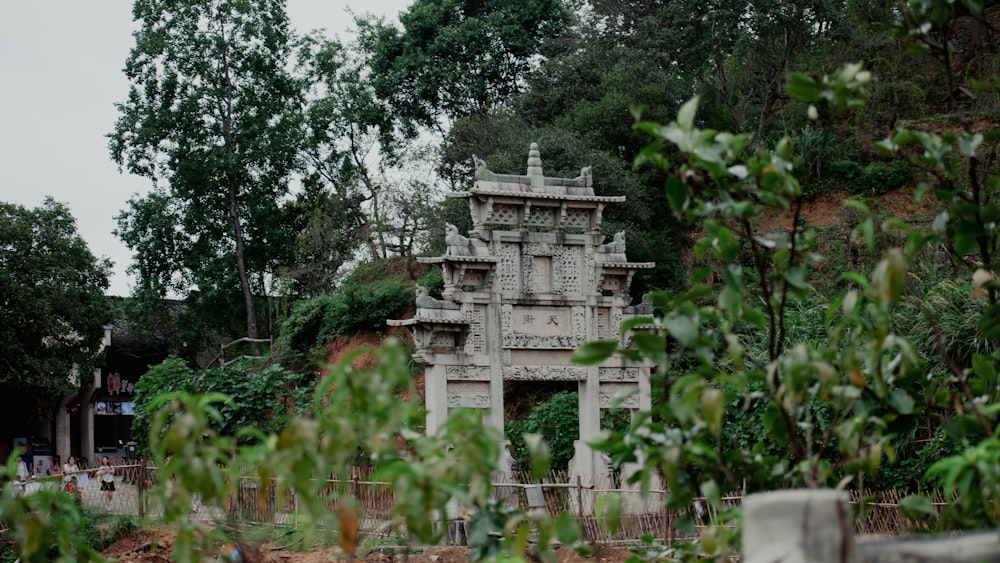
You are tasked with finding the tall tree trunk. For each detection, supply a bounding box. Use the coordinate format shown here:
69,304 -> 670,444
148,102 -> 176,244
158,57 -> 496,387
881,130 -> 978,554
218,10 -> 261,355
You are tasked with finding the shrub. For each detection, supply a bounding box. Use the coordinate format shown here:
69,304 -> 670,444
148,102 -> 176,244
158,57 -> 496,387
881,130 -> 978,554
505,391 -> 630,471
131,358 -> 306,451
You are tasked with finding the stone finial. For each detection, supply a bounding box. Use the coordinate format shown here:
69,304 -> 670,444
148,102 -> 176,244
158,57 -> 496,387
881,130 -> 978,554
526,143 -> 543,185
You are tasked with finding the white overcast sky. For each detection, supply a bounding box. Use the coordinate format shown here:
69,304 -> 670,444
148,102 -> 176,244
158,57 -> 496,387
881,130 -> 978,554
0,1 -> 410,297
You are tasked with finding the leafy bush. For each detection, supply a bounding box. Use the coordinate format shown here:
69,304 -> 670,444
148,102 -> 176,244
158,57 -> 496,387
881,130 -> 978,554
132,357 -> 306,451
276,259 -> 417,365
80,511 -> 138,552
827,158 -> 909,195
505,391 -> 630,471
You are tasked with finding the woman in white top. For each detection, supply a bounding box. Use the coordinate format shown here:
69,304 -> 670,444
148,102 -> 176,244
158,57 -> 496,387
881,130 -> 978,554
62,456 -> 79,483
96,456 -> 115,502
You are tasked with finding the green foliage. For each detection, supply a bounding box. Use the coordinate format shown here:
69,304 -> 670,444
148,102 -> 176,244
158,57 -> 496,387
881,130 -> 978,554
131,357 -> 306,451
0,452 -> 103,562
0,198 -> 112,416
111,0 -> 302,345
505,392 -> 631,471
79,512 -> 139,553
276,259 -> 417,366
129,338 -> 584,561
320,278 -> 412,337
827,159 -> 910,195
356,0 -> 573,133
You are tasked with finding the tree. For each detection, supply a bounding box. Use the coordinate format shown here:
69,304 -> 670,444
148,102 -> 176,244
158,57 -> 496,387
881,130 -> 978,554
0,198 -> 112,412
356,0 -> 574,135
110,0 -> 302,350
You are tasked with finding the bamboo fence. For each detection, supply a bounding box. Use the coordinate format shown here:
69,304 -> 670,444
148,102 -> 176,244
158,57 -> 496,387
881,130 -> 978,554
0,462 -> 957,543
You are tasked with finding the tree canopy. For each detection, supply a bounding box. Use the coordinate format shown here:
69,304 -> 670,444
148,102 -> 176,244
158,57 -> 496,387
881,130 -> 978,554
110,0 -> 303,347
0,198 -> 112,410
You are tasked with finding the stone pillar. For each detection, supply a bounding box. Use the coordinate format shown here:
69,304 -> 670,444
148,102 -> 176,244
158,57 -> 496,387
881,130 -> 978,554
425,364 -> 448,435
743,489 -> 856,563
55,395 -> 72,462
79,367 -> 99,464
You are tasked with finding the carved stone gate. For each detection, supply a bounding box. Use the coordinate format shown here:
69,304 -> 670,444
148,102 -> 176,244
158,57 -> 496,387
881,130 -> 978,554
389,144 -> 653,479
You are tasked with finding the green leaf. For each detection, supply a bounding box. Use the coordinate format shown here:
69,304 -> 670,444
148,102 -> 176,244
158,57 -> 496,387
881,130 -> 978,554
665,175 -> 689,213
666,315 -> 698,347
632,332 -> 665,357
783,267 -> 809,291
572,341 -> 618,365
762,404 -> 789,446
553,512 -> 579,545
677,96 -> 699,131
524,433 -> 551,482
979,304 -> 1000,340
842,199 -> 871,214
787,73 -> 821,102
959,132 -> 984,157
899,494 -> 937,521
888,389 -> 915,415
721,264 -> 744,292
595,494 -> 622,534
742,309 -> 767,330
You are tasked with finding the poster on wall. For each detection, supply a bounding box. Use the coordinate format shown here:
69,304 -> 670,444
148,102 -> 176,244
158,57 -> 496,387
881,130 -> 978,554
33,455 -> 59,477
94,402 -> 122,415
105,372 -> 135,396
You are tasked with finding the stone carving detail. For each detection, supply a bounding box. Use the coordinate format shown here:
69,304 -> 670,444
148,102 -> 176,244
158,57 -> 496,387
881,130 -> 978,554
495,243 -> 521,292
599,368 -> 640,382
502,334 -> 585,349
416,285 -> 460,310
597,307 -> 610,340
600,383 -> 640,408
521,245 -> 535,294
448,394 -> 491,408
530,242 -> 556,256
600,392 -> 640,409
491,204 -> 519,226
464,306 -> 486,353
572,306 -> 586,336
526,208 -> 555,227
446,366 -> 491,381
431,332 -> 455,348
611,307 -> 624,344
554,246 -> 582,294
564,209 -> 591,229
531,256 -> 552,294
504,366 -> 587,381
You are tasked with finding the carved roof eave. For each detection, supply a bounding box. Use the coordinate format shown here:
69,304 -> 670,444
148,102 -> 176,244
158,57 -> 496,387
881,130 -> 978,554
387,315 -> 471,327
448,189 -> 626,204
418,255 -> 498,264
596,261 -> 656,269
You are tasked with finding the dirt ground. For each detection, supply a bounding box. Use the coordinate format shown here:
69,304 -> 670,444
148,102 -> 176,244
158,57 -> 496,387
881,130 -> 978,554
102,528 -> 635,563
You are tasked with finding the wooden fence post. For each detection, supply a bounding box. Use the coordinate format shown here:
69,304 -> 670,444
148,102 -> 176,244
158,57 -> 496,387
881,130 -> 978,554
137,455 -> 145,518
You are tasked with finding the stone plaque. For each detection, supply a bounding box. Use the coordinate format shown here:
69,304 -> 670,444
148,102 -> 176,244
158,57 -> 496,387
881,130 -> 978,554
512,306 -> 570,336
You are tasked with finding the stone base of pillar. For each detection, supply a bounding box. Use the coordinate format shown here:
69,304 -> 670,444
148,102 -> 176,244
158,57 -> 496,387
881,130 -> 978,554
743,489 -> 855,563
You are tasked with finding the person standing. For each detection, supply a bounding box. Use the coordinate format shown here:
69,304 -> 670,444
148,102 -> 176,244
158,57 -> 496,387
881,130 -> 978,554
96,456 -> 115,503
62,456 -> 79,483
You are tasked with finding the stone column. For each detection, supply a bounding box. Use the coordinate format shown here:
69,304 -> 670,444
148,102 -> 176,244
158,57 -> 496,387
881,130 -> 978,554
55,395 -> 72,462
79,367 -> 99,464
742,489 -> 856,563
425,364 -> 449,435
